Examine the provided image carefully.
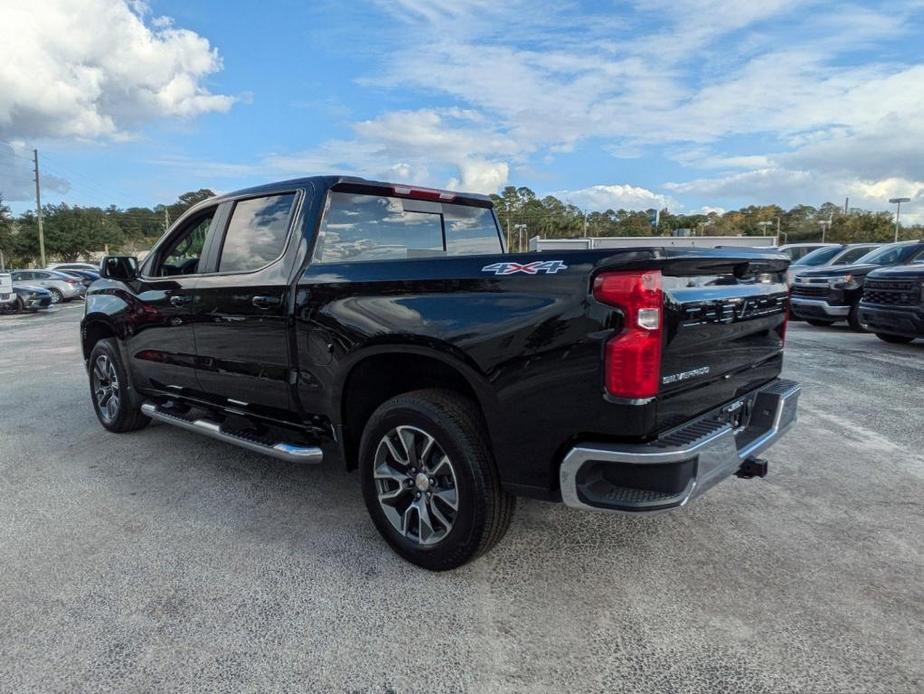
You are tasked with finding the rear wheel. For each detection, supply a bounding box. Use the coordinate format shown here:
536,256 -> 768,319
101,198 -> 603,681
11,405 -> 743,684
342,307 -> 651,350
359,389 -> 514,571
48,288 -> 63,304
806,319 -> 835,327
88,338 -> 149,433
875,333 -> 914,344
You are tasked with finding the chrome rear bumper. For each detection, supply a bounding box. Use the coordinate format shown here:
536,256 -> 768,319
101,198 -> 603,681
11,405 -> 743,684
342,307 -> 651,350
559,379 -> 801,513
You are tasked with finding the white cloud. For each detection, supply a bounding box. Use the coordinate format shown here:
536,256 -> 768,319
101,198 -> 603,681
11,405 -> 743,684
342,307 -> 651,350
0,0 -> 234,141
252,109 -> 514,192
552,184 -> 675,212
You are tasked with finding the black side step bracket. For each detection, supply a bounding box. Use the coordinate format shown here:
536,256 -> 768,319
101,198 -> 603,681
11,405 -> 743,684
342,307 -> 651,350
140,402 -> 323,464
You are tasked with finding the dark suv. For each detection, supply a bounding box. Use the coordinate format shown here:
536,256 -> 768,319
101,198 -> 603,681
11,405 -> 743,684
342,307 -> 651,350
790,240 -> 924,330
859,262 -> 924,343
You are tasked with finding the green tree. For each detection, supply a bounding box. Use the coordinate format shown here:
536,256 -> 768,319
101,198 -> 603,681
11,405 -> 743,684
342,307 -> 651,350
0,195 -> 13,268
16,204 -> 124,262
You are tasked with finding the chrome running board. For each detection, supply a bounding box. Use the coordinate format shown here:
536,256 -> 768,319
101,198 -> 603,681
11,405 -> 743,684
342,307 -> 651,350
141,402 -> 323,464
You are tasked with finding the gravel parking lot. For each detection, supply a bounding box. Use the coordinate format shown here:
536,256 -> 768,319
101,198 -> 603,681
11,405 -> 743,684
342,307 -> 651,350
1,306 -> 922,693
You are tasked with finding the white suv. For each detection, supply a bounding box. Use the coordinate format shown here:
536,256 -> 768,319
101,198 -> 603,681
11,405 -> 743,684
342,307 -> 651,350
0,272 -> 16,311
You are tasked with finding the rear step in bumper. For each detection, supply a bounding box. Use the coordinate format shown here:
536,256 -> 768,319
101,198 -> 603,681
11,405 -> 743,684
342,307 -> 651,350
140,403 -> 323,464
559,379 -> 801,513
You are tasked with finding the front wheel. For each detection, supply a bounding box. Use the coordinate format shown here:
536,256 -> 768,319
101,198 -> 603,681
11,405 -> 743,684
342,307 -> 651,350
48,288 -> 63,304
848,303 -> 866,332
360,389 -> 515,571
88,338 -> 149,433
876,333 -> 915,344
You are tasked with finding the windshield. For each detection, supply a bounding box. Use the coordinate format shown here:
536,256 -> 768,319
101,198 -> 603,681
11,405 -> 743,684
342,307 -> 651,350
793,246 -> 843,266
854,243 -> 921,266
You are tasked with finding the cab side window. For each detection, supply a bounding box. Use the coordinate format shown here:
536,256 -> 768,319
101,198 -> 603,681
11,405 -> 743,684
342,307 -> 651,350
217,194 -> 296,273
152,209 -> 216,276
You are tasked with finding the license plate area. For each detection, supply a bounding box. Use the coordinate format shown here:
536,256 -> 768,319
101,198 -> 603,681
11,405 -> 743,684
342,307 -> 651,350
718,397 -> 752,433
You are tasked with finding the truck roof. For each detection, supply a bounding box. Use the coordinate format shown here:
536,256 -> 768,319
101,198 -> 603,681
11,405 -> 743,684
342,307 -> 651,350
206,176 -> 494,207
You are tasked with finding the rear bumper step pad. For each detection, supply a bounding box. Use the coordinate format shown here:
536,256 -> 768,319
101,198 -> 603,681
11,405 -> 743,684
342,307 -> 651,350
559,379 -> 801,513
140,403 -> 323,464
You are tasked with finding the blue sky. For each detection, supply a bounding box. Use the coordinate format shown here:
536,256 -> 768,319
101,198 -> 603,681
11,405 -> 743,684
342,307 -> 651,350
2,0 -> 924,221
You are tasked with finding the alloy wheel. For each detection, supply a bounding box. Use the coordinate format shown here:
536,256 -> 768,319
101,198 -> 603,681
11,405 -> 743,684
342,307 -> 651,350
373,425 -> 459,546
92,354 -> 121,423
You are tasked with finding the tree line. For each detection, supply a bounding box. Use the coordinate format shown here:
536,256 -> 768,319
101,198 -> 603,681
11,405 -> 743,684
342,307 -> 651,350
0,190 -> 214,267
0,184 -> 920,267
490,186 -> 921,250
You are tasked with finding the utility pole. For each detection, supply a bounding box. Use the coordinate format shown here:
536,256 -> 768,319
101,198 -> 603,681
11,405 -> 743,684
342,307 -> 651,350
889,197 -> 910,242
513,224 -> 527,252
504,202 -> 512,253
33,149 -> 46,267
817,212 -> 834,243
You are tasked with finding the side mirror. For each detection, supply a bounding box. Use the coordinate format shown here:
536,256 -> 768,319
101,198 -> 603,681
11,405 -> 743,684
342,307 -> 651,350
100,256 -> 139,281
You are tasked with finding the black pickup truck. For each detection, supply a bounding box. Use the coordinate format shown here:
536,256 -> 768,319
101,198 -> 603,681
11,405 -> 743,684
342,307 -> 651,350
82,176 -> 800,570
858,262 -> 924,343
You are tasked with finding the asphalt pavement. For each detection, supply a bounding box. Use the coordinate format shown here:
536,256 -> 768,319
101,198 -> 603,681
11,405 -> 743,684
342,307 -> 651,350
1,305 -> 922,693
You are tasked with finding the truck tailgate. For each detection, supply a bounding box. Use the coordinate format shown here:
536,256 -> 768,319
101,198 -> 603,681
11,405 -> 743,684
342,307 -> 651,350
657,259 -> 789,431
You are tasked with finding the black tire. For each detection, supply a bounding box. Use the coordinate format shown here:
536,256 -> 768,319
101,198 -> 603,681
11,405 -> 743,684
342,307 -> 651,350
875,333 -> 915,344
88,338 -> 149,433
806,319 -> 835,327
359,389 -> 515,571
48,288 -> 63,304
848,303 -> 865,332
14,297 -> 25,314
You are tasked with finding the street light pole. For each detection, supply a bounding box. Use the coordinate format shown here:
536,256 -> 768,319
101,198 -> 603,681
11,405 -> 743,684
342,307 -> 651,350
888,197 -> 910,242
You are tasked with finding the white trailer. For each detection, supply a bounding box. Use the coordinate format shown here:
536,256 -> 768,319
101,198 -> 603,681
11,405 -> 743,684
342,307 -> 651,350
528,235 -> 777,251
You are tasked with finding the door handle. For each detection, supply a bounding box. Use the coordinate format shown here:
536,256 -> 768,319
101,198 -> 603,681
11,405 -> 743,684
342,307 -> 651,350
252,295 -> 281,309
169,295 -> 190,307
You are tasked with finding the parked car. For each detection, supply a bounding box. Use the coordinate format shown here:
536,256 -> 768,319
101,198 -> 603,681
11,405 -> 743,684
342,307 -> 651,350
46,262 -> 100,272
0,272 -> 16,312
82,176 -> 800,570
776,242 -> 839,262
11,285 -> 53,312
858,261 -> 924,343
10,269 -> 84,303
786,243 -> 882,285
57,269 -> 100,288
790,240 -> 924,329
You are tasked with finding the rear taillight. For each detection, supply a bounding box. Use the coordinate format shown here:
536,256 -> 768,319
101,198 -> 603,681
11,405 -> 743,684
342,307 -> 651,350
779,307 -> 788,344
65,279 -> 79,285
593,270 -> 663,399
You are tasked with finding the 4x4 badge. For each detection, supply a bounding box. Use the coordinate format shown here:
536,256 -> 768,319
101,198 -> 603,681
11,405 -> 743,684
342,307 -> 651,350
481,260 -> 568,275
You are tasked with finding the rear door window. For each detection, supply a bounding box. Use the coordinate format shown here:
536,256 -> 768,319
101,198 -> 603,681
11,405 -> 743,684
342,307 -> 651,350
315,191 -> 501,263
218,193 -> 297,273
835,247 -> 874,264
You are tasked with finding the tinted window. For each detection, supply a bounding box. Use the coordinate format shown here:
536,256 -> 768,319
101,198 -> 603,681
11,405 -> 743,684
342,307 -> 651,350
154,209 -> 215,276
834,246 -> 876,264
858,243 -> 922,266
316,192 -> 501,263
787,246 -> 821,261
12,272 -> 29,281
793,246 -> 842,266
34,272 -> 51,279
444,206 -> 502,255
218,194 -> 295,273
